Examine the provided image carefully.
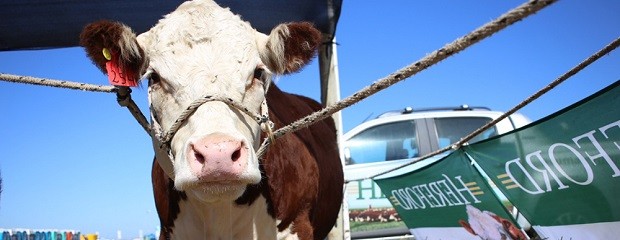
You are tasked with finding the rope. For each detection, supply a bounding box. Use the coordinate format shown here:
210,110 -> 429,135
256,0 -> 557,158
156,95 -> 272,149
115,87 -> 152,135
345,36 -> 620,183
0,73 -> 116,93
0,73 -> 152,135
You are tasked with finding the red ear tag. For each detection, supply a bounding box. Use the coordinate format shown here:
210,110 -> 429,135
104,49 -> 138,87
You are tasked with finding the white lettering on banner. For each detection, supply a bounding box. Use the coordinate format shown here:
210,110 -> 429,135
355,179 -> 384,200
548,143 -> 594,185
428,180 -> 455,207
390,174 -> 481,211
505,158 -> 545,194
500,119 -> 620,195
439,178 -> 465,205
600,120 -> 620,156
418,185 -> 436,207
449,175 -> 482,204
526,150 -> 569,191
576,125 -> 620,177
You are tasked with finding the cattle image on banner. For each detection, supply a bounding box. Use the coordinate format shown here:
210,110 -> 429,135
465,80 -> 620,239
79,0 -> 344,239
375,149 -> 526,240
459,205 -> 527,240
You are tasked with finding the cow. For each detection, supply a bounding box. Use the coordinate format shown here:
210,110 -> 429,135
79,0 -> 344,239
350,208 -> 399,223
459,205 -> 527,240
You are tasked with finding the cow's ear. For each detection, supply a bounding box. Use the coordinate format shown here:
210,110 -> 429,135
80,20 -> 147,79
260,22 -> 321,75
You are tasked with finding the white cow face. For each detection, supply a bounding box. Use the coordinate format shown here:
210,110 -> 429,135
80,0 -> 321,202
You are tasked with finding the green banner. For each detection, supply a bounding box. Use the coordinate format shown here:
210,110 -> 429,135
375,149 -> 523,239
465,80 -> 620,238
374,81 -> 620,239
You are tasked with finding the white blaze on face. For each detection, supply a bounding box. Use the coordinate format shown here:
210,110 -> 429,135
464,205 -> 513,240
137,0 -> 270,202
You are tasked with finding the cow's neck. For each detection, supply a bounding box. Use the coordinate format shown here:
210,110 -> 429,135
171,195 -> 277,239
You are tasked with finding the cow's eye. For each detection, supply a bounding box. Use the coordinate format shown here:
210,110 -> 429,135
149,72 -> 161,85
253,68 -> 266,82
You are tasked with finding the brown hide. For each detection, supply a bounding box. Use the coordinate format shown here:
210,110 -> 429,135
263,84 -> 344,239
152,84 -> 343,240
152,158 -> 186,240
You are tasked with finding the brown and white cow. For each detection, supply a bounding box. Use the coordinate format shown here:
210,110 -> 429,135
459,205 -> 527,240
79,0 -> 343,239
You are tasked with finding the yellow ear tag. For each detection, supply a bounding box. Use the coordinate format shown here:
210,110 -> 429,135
102,48 -> 112,61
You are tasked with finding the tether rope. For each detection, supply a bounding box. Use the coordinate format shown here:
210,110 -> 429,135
0,73 -> 115,93
0,73 -> 152,135
255,0 -> 557,158
115,87 -> 152,135
346,36 -> 620,183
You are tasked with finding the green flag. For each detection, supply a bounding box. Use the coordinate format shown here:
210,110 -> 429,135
466,80 -> 620,239
375,149 -> 524,239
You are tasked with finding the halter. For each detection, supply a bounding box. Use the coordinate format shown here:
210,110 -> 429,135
150,94 -> 274,179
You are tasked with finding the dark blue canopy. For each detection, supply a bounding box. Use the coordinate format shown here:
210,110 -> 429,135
0,0 -> 341,51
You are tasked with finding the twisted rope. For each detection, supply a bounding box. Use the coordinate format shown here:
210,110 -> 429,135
256,0 -> 557,158
346,36 -> 620,183
156,95 -> 271,149
0,73 -> 152,135
115,87 -> 152,135
0,73 -> 116,92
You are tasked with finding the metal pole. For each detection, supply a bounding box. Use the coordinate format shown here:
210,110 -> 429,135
319,36 -> 349,240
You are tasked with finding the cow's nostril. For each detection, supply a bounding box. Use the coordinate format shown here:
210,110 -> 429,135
193,145 -> 205,163
231,149 -> 241,162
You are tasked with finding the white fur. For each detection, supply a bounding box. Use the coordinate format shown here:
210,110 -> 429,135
276,220 -> 300,240
173,195 -> 278,239
118,24 -> 148,72
134,0 -> 304,238
261,24 -> 290,73
139,0 -> 266,195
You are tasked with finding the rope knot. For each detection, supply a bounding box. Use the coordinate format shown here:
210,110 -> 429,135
260,115 -> 275,142
115,87 -> 132,107
258,115 -> 269,124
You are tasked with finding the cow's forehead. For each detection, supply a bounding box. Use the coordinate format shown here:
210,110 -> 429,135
138,0 -> 260,77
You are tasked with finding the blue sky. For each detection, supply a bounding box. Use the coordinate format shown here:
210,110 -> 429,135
1,1 -> 619,238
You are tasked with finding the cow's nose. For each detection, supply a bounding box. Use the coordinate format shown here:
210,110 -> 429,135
187,133 -> 248,181
192,137 -> 243,163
